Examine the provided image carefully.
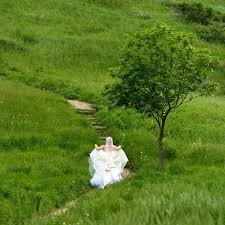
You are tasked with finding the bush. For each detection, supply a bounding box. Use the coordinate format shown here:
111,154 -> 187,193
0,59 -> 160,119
196,24 -> 225,43
172,2 -> 225,26
213,11 -> 225,23
169,2 -> 225,43
175,2 -> 214,25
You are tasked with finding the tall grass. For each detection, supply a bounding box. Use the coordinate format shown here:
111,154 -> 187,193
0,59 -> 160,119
39,96 -> 225,225
1,0 -> 225,98
0,79 -> 99,224
1,0 -> 225,224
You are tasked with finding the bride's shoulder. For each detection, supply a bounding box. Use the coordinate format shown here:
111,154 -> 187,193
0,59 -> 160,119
113,145 -> 122,151
95,144 -> 105,151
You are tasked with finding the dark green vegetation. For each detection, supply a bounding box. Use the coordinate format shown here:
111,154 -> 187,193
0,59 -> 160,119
0,0 -> 225,224
105,24 -> 215,168
171,2 -> 224,25
170,2 -> 225,43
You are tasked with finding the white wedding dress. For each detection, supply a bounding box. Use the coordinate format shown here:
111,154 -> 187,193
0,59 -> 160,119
89,148 -> 128,189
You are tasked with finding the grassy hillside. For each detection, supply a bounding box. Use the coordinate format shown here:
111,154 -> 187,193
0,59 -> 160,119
0,79 -> 99,224
1,0 -> 225,224
39,96 -> 225,225
1,0 -> 225,98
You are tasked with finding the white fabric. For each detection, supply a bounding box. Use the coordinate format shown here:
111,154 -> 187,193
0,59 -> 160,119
89,149 -> 128,189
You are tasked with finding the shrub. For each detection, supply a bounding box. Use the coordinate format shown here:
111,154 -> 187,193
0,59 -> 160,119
213,11 -> 225,23
175,2 -> 214,25
196,24 -> 225,43
171,2 -> 225,25
169,2 -> 225,43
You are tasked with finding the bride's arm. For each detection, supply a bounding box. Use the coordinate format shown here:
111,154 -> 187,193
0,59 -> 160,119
113,145 -> 122,150
95,144 -> 105,150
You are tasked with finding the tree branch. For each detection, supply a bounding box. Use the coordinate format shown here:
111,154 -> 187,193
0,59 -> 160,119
152,113 -> 161,127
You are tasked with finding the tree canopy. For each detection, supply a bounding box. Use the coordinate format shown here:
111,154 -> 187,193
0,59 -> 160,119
105,24 -> 215,168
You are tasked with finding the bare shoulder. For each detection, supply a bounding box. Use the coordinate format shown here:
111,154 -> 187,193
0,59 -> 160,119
113,145 -> 122,150
95,144 -> 105,150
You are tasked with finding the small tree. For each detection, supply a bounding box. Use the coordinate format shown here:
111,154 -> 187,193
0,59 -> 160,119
105,24 -> 215,169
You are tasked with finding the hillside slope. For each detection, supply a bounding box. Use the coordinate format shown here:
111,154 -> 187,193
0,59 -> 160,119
0,79 -> 99,224
1,0 -> 225,225
1,0 -> 225,98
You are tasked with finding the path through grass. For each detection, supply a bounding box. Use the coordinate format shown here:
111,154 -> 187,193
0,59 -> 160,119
0,79 -> 99,225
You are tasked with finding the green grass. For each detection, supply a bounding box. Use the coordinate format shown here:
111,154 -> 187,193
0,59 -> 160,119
41,167 -> 225,225
38,96 -> 225,225
1,0 -> 225,224
0,79 -> 99,224
1,0 -> 225,98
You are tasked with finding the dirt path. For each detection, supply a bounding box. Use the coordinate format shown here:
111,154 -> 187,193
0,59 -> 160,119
67,99 -> 107,134
47,99 -> 133,219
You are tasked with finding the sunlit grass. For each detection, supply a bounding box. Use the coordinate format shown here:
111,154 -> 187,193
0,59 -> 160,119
0,79 -> 99,224
38,95 -> 225,225
1,0 -> 225,224
1,0 -> 225,97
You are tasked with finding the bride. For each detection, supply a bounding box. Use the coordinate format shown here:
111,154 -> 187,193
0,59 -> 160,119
89,137 -> 128,189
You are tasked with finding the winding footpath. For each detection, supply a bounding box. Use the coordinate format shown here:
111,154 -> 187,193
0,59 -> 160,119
46,99 -> 133,220
67,99 -> 133,179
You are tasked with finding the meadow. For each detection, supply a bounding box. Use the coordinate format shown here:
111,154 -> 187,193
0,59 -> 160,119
0,0 -> 225,224
1,0 -> 225,97
0,79 -> 99,224
37,96 -> 225,225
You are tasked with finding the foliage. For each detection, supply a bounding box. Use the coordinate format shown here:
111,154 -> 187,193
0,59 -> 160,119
105,24 -> 215,168
106,24 -> 214,116
170,2 -> 225,44
172,2 -> 225,25
40,95 -> 225,225
0,0 -> 225,224
95,107 -> 156,170
196,24 -> 225,44
173,2 -> 214,25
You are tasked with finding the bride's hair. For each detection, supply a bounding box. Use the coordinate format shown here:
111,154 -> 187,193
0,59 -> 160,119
105,137 -> 113,151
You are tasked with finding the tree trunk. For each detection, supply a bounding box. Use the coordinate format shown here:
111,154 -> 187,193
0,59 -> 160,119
158,119 -> 166,169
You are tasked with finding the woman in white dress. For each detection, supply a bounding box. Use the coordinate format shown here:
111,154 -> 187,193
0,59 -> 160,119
89,137 -> 128,189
